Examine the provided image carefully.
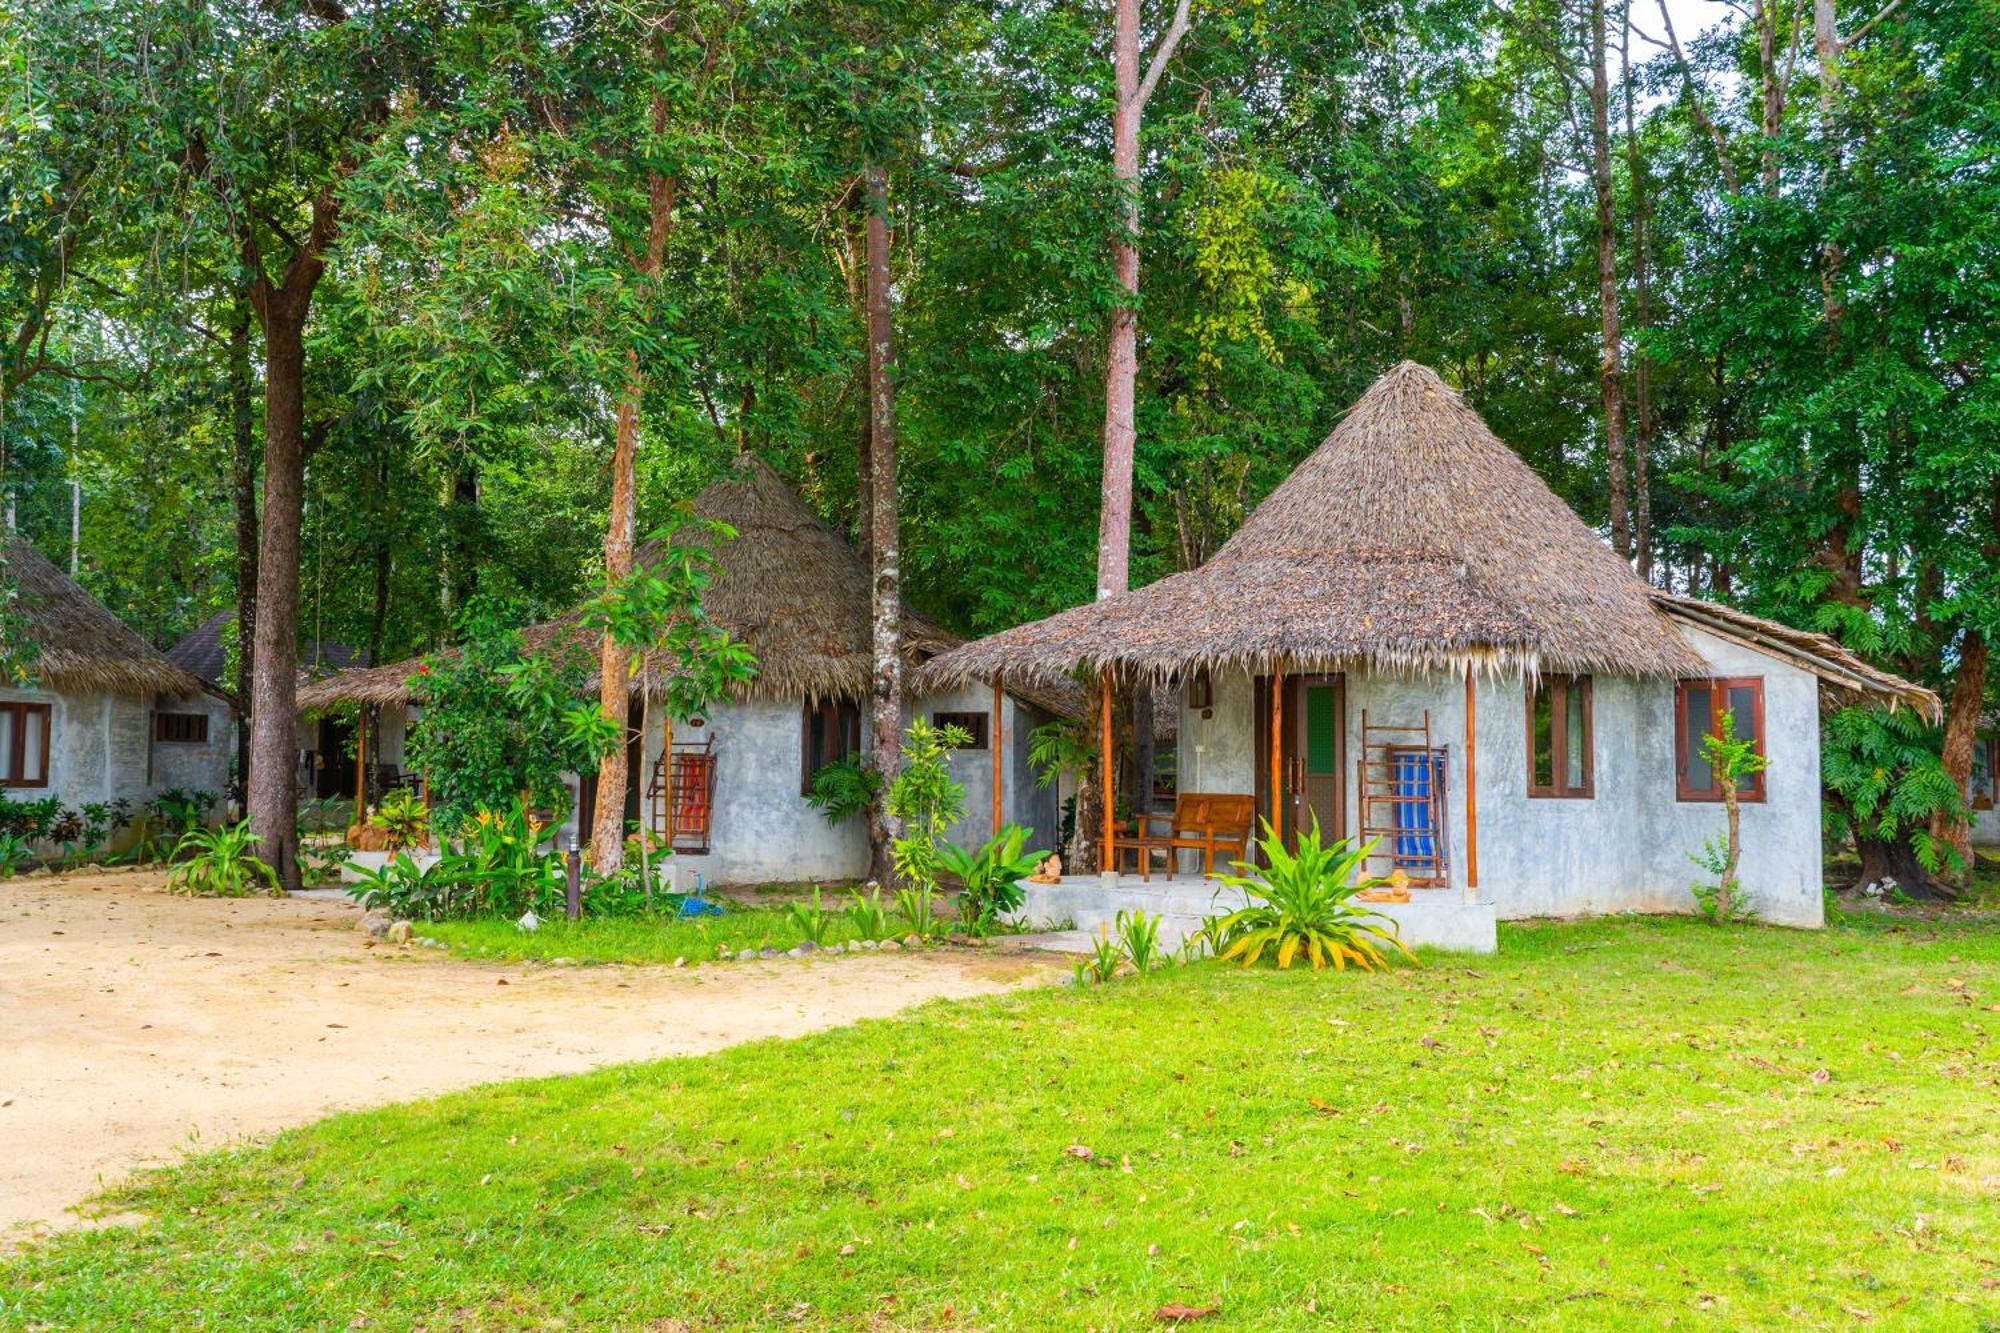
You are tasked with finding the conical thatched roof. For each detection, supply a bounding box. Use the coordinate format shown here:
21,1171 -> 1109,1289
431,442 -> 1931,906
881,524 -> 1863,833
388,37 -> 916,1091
297,457 -> 1072,715
917,362 -> 1706,689
3,539 -> 207,697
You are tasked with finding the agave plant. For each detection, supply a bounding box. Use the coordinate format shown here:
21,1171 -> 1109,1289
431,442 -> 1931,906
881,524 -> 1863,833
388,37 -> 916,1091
1203,820 -> 1418,971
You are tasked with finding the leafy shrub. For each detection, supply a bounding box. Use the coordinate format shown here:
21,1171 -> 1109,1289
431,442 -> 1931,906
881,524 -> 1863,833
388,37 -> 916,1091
788,887 -> 835,945
846,884 -> 895,942
937,824 -> 1047,932
1687,708 -> 1768,922
894,883 -> 944,940
0,831 -> 34,877
1074,925 -> 1126,985
0,795 -> 64,841
369,787 -> 432,852
886,720 -> 970,894
1113,909 -> 1166,972
1203,821 -> 1416,971
1822,704 -> 1967,892
167,820 -> 280,897
144,789 -> 217,861
805,755 -> 881,828
346,852 -> 474,921
402,597 -> 600,838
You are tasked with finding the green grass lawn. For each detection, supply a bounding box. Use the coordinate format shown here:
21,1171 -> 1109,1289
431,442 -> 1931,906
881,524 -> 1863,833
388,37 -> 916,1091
5,916 -> 1996,1330
420,902 -> 911,966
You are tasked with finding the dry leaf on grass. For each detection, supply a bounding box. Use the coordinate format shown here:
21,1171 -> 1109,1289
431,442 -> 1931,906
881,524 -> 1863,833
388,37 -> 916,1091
1154,1301 -> 1220,1322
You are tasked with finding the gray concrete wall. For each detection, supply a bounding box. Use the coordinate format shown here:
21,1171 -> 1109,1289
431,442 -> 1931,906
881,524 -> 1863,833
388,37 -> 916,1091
539,685 -> 1062,890
1165,626 -> 1826,927
0,685 -> 229,820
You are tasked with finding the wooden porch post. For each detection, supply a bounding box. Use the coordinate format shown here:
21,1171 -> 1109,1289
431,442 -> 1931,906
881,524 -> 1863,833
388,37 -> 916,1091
1269,660 -> 1284,842
1464,668 -> 1479,895
661,713 -> 674,842
991,672 -> 1004,839
1098,670 -> 1114,873
352,706 -> 368,816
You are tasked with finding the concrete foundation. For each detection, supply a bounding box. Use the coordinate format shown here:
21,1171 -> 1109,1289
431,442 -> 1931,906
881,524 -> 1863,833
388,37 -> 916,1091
1011,873 -> 1498,955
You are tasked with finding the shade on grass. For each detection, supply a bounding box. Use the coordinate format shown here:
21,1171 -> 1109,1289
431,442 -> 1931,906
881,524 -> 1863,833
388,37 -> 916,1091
3,916 -> 1995,1329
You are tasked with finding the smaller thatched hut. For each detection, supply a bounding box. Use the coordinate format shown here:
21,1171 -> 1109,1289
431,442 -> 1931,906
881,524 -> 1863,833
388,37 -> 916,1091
916,363 -> 1935,941
1,540 -> 230,812
298,458 -> 1070,886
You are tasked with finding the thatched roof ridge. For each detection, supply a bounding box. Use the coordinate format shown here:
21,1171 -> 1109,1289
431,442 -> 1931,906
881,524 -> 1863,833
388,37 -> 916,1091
297,458 -> 1079,720
1651,592 -> 1941,718
918,362 -> 1704,690
4,540 -> 207,698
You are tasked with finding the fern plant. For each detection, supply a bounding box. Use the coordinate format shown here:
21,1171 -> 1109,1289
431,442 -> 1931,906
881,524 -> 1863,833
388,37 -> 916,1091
168,820 -> 281,897
1203,820 -> 1417,971
1822,705 -> 1967,892
805,756 -> 881,828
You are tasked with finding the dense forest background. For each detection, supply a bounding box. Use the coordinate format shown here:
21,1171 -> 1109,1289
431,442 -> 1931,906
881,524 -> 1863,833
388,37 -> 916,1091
3,0 -> 1995,884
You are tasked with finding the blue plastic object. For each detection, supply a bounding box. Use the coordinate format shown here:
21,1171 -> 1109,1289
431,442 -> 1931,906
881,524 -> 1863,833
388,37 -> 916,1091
675,868 -> 724,918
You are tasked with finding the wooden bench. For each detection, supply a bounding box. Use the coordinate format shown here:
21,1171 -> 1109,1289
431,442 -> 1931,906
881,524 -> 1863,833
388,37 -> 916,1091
1113,793 -> 1256,880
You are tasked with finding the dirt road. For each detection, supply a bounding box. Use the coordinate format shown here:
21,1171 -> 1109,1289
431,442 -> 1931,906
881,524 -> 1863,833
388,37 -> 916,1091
0,871 -> 1053,1240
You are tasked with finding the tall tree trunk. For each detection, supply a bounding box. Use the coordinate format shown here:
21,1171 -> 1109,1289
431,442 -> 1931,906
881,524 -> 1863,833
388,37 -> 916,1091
1588,0 -> 1631,560
1623,9 -> 1654,582
588,360 -> 643,871
246,312 -> 310,892
588,99 -> 675,873
229,299 -> 259,800
243,186 -> 336,895
366,450 -> 391,798
1756,0 -> 1782,188
1934,630 -> 1989,884
863,158 -> 902,886
844,207 -> 873,564
1097,0 -> 1143,602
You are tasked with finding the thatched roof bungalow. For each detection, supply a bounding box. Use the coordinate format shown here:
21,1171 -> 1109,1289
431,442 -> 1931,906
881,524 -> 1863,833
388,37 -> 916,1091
917,363 -> 1935,945
301,458 -> 1067,886
1,540 -> 230,811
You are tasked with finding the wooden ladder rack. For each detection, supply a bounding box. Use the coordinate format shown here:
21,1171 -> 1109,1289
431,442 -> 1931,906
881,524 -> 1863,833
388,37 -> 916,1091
1354,709 -> 1451,887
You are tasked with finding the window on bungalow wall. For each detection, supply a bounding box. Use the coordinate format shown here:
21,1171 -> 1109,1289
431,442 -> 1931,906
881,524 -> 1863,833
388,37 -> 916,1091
1675,677 -> 1766,803
1971,734 -> 1996,811
0,701 -> 51,789
800,698 -> 862,797
931,710 -> 990,750
1526,674 -> 1593,798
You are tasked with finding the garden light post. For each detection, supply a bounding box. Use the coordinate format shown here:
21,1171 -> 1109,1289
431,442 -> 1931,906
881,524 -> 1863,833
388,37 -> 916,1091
565,831 -> 582,921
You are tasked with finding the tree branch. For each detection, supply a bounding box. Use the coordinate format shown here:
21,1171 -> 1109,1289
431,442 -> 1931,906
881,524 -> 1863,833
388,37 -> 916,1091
1655,0 -> 1741,193
1845,0 -> 1904,46
1133,0 -> 1194,113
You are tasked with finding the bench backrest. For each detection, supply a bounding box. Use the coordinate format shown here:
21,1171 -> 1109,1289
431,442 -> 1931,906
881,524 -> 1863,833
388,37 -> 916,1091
1175,792 -> 1255,838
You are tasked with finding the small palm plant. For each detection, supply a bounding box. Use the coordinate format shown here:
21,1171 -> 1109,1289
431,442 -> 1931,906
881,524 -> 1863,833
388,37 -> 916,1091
168,819 -> 281,898
1203,820 -> 1417,971
846,884 -> 894,942
788,886 -> 835,945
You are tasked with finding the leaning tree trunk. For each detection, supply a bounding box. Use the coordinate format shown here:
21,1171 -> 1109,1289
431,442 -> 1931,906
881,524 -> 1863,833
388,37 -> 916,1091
1588,0 -> 1631,560
863,158 -> 902,886
1622,9 -> 1654,582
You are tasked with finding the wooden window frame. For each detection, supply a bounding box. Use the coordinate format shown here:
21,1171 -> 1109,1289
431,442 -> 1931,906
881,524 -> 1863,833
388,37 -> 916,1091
931,710 -> 990,750
799,698 -> 862,796
0,701 -> 52,789
153,711 -> 210,745
1675,677 -> 1766,804
1525,673 -> 1594,799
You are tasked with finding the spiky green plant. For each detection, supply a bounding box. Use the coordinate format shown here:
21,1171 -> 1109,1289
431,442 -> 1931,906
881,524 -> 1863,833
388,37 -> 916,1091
1203,820 -> 1417,971
846,885 -> 895,942
1113,909 -> 1166,973
788,887 -> 835,945
167,820 -> 281,898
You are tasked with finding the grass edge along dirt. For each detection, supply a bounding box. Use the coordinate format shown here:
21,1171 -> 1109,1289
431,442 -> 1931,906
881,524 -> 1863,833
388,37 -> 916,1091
3,913 -> 1995,1330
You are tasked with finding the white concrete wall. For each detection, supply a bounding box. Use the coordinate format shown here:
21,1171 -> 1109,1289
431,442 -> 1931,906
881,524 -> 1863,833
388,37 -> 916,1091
0,684 -> 230,819
1167,626 -> 1827,927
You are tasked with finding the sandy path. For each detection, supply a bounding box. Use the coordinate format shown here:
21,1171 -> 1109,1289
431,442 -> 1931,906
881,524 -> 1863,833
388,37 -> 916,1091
0,871 -> 1055,1240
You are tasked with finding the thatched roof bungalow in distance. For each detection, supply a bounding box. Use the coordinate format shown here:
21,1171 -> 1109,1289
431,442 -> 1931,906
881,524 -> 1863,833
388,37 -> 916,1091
297,458 -> 1068,887
0,540 -> 231,815
916,362 -> 1936,950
